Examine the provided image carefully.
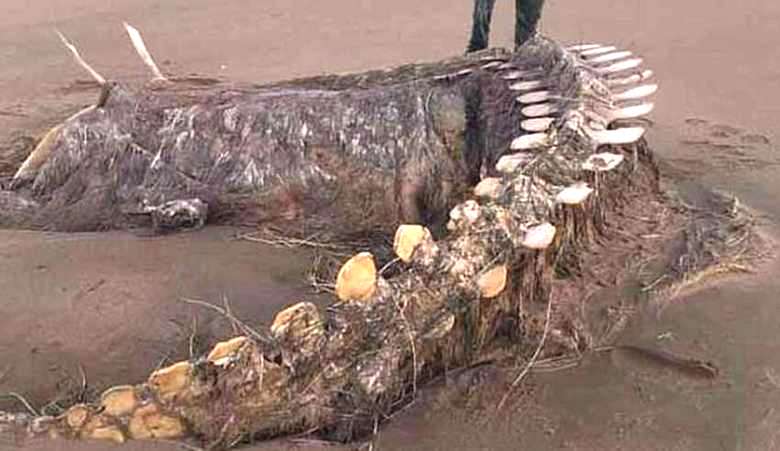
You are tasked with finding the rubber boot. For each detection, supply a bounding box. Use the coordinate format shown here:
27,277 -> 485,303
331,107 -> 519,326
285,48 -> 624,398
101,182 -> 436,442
515,0 -> 545,48
466,0 -> 497,53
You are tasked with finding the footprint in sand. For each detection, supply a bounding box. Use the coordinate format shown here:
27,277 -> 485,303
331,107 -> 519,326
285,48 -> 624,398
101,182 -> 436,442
674,117 -> 777,174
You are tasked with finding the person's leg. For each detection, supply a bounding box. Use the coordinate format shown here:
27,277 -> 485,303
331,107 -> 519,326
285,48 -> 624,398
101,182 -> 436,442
466,0 -> 497,53
515,0 -> 545,47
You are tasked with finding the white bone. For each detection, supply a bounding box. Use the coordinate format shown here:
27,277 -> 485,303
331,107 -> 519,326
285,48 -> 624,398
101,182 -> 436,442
555,182 -> 594,205
510,80 -> 545,91
56,31 -> 106,85
510,133 -> 549,150
587,127 -> 646,145
456,68 -> 474,76
521,117 -> 555,132
522,103 -> 559,117
481,61 -> 503,70
521,223 -> 556,249
606,102 -> 655,121
586,50 -> 633,64
598,58 -> 644,75
123,22 -> 167,81
496,153 -> 533,173
517,90 -> 551,104
606,69 -> 654,87
612,84 -> 658,101
474,177 -> 504,198
567,43 -> 602,51
580,45 -> 618,57
498,62 -> 517,70
502,70 -> 526,80
582,152 -> 625,171
480,54 -> 508,62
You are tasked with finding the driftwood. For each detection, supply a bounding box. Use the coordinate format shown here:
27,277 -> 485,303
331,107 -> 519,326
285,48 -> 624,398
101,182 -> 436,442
0,32 -> 678,448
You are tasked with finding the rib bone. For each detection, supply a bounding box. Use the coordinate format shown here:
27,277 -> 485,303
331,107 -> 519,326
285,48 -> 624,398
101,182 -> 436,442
587,127 -> 646,145
580,45 -> 618,57
510,133 -> 550,150
597,58 -> 644,75
56,30 -> 106,85
522,103 -> 559,117
123,22 -> 168,82
567,43 -> 602,51
606,69 -> 654,87
521,117 -> 555,132
517,90 -> 551,104
612,84 -> 658,101
586,50 -> 633,64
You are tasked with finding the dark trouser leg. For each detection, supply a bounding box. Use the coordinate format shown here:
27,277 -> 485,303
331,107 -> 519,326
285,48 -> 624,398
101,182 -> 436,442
466,0 -> 497,53
515,0 -> 545,47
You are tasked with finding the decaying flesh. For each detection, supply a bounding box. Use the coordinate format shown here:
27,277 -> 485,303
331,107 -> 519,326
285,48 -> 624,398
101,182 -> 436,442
0,29 -> 703,450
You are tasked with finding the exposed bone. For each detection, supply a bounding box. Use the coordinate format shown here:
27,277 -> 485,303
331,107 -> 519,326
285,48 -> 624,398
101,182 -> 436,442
521,117 -> 555,132
65,405 -> 90,429
555,182 -> 594,205
147,361 -> 192,401
612,83 -> 658,101
517,90 -> 551,104
498,62 -> 517,70
510,80 -> 545,91
510,132 -> 550,150
478,54 -> 509,62
597,58 -> 644,75
12,104 -> 101,185
456,68 -> 474,76
502,70 -> 534,80
481,61 -> 503,70
605,102 -> 655,121
393,225 -> 432,263
585,50 -> 633,64
271,303 -> 315,335
335,252 -> 377,302
477,264 -> 508,298
587,126 -> 646,145
473,177 -> 503,199
55,30 -> 106,85
606,69 -> 654,87
566,43 -> 602,51
495,152 -> 534,173
99,385 -> 138,417
12,125 -> 63,185
0,35 -> 676,449
206,336 -> 248,363
582,152 -> 626,171
521,223 -> 557,249
87,425 -> 126,443
522,103 -> 559,117
128,404 -> 185,440
269,303 -> 324,358
579,45 -> 618,56
123,22 -> 168,82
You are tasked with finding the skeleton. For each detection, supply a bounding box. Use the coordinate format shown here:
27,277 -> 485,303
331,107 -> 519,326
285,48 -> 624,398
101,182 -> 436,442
0,16 -> 665,450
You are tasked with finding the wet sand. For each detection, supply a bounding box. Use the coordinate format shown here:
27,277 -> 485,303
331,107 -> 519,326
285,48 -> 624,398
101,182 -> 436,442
2,1 -> 780,450
0,227 -> 325,411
